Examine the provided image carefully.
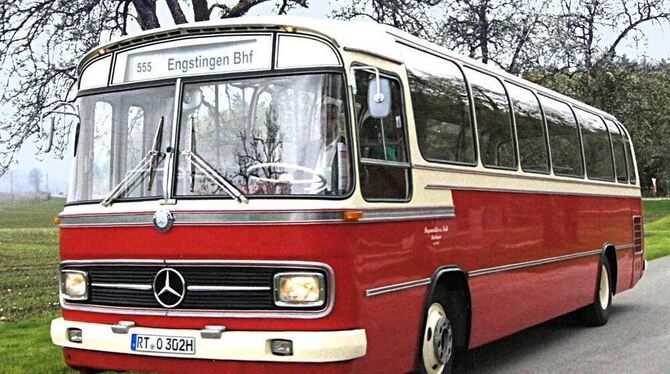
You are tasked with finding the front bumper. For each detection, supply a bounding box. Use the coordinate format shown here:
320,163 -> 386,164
51,318 -> 366,363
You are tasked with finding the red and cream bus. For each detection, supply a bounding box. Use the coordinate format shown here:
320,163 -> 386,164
49,16 -> 645,373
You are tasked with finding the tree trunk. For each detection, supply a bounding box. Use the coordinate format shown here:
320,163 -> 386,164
478,2 -> 489,64
165,0 -> 188,24
191,0 -> 210,21
132,0 -> 161,30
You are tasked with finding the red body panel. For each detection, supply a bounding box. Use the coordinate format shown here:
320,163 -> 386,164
58,190 -> 643,372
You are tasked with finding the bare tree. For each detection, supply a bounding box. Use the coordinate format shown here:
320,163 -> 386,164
333,0 -> 444,40
0,0 -> 308,177
554,0 -> 670,70
28,168 -> 43,193
334,0 -> 553,75
438,0 -> 552,75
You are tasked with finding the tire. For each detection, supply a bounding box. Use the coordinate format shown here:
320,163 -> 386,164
581,256 -> 613,326
419,289 -> 458,374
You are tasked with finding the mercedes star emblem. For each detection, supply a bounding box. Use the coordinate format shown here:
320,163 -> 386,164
153,268 -> 186,308
153,209 -> 174,232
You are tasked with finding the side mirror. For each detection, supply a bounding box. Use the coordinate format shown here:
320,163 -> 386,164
368,77 -> 391,119
349,66 -> 392,119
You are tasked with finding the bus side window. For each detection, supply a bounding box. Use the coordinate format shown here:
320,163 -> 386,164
539,96 -> 584,178
575,108 -> 615,181
605,119 -> 628,183
354,71 -> 410,201
402,46 -> 476,165
465,67 -> 517,169
620,124 -> 637,184
507,83 -> 549,173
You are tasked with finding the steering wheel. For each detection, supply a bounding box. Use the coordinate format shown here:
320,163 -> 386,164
246,162 -> 327,193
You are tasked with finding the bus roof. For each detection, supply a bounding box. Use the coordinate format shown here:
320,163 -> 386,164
80,16 -> 618,122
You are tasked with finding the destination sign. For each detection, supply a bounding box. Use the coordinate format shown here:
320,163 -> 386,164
112,35 -> 272,83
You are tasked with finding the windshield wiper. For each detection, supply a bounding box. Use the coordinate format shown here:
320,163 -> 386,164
182,116 -> 248,204
101,117 -> 165,207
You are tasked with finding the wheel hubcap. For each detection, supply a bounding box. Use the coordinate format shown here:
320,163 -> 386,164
422,303 -> 453,374
433,316 -> 453,364
599,264 -> 610,309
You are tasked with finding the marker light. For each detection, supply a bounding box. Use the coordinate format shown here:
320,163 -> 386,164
61,270 -> 88,301
273,272 -> 325,307
67,328 -> 83,343
270,339 -> 293,356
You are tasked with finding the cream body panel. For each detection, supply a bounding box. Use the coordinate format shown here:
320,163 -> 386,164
51,318 -> 366,363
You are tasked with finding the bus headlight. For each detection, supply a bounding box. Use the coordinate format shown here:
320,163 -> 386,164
273,272 -> 325,307
61,270 -> 88,301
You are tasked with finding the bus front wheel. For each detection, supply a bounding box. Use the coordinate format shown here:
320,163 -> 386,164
420,290 -> 457,374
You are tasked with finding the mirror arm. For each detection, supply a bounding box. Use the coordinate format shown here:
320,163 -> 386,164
40,102 -> 81,154
349,66 -> 384,102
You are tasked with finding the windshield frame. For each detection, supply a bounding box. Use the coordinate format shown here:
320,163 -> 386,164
171,67 -> 356,201
67,80 -> 178,206
66,67 -> 356,206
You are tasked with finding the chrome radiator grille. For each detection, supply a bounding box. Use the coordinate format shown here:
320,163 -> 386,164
62,264 -> 328,311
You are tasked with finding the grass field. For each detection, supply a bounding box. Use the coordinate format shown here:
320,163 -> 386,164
0,197 -> 71,373
0,197 -> 668,373
641,199 -> 670,260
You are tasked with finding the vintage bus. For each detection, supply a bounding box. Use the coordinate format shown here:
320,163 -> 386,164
49,16 -> 645,373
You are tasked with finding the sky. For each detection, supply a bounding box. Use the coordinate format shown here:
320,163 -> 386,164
1,1 -> 669,194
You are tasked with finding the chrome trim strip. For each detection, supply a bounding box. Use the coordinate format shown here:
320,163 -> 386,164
58,207 -> 456,227
425,183 -> 639,199
91,283 -> 152,291
60,260 -> 335,319
360,157 -> 411,168
361,207 -> 454,222
365,245 -> 631,296
634,251 -> 644,256
416,163 -> 641,191
616,243 -> 634,250
365,278 -> 431,297
187,285 -> 271,292
468,249 -> 602,277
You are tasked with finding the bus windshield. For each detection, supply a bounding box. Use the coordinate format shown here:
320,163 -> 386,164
175,73 -> 350,198
67,73 -> 351,203
67,85 -> 175,203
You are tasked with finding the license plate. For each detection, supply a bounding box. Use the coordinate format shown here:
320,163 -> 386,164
131,333 -> 195,355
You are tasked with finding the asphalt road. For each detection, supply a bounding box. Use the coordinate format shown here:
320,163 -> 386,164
469,256 -> 670,374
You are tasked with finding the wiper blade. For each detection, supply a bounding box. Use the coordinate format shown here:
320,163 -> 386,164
147,117 -> 165,191
101,118 -> 165,207
181,150 -> 249,204
183,115 -> 248,204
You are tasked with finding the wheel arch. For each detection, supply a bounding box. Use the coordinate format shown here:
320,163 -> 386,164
602,242 -> 618,295
422,266 -> 472,353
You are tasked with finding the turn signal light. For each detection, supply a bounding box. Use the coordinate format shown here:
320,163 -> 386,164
342,210 -> 363,221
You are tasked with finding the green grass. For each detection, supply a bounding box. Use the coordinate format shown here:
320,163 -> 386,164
0,197 -> 73,373
0,197 -> 64,228
0,316 -> 71,373
642,200 -> 670,260
642,199 -> 670,223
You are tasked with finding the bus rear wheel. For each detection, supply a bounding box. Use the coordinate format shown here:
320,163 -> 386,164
420,299 -> 455,373
581,257 -> 612,326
